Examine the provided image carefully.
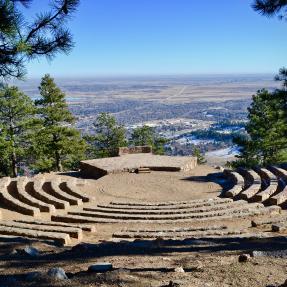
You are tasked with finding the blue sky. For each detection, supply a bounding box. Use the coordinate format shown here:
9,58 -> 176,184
25,0 -> 287,77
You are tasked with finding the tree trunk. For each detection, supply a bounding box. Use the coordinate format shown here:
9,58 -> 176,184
11,150 -> 17,177
55,151 -> 63,172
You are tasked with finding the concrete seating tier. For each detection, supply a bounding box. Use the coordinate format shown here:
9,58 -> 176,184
113,228 -> 247,239
222,166 -> 287,206
271,223 -> 287,232
83,200 -> 249,215
1,179 -> 41,217
0,175 -> 89,217
14,178 -> 56,213
97,199 -> 233,211
45,180 -> 83,206
27,179 -> 69,209
52,205 -> 280,224
50,204 -> 280,224
223,169 -> 245,198
237,168 -> 262,200
109,197 -> 232,207
0,221 -> 82,240
59,181 -> 93,202
67,202 -> 266,220
0,224 -> 71,245
251,215 -> 287,227
14,219 -> 96,232
252,168 -> 279,202
122,225 -> 228,233
267,166 -> 287,205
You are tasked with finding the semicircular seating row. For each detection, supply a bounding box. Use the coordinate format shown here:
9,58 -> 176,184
222,165 -> 287,206
50,195 -> 281,225
0,175 -> 93,217
0,175 -> 95,245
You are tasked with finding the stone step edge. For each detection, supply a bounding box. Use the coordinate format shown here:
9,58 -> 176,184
0,221 -> 82,239
14,219 -> 96,232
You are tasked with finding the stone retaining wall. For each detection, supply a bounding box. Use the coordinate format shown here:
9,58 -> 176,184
118,146 -> 152,156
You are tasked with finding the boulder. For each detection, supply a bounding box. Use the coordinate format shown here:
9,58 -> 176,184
238,254 -> 251,262
174,266 -> 185,273
47,267 -> 68,280
15,246 -> 39,257
88,262 -> 113,273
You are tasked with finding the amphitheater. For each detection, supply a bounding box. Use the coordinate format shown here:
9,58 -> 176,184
1,147 -> 287,286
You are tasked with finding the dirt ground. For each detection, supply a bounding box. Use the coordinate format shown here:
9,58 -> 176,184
0,165 -> 287,287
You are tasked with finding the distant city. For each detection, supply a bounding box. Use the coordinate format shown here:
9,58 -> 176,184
16,74 -> 279,163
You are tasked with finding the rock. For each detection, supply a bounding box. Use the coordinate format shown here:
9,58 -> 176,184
71,243 -> 97,253
161,281 -> 181,287
47,267 -> 68,280
16,246 -> 39,257
174,266 -> 185,273
25,272 -> 42,281
238,254 -> 251,262
251,250 -> 265,257
88,262 -> 113,273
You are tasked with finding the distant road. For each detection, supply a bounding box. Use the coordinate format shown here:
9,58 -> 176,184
161,86 -> 187,103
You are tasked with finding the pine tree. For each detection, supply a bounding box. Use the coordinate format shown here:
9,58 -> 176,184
0,0 -> 79,80
85,113 -> 127,158
253,0 -> 287,20
130,125 -> 154,147
233,88 -> 287,167
0,85 -> 36,177
192,147 -> 206,165
130,125 -> 168,155
33,74 -> 86,172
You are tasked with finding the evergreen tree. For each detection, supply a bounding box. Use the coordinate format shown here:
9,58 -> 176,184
253,0 -> 287,19
233,88 -> 287,167
0,85 -> 36,177
130,125 -> 154,147
192,147 -> 206,165
85,113 -> 127,158
33,74 -> 86,172
0,0 -> 79,80
130,125 -> 168,155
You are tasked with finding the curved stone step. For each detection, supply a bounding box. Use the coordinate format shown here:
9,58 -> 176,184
26,180 -> 69,209
84,200 -> 249,215
97,199 -> 234,211
237,168 -> 261,184
0,221 -> 82,239
0,225 -> 71,246
1,180 -> 41,217
68,203 -> 265,221
251,216 -> 287,227
224,169 -> 245,185
113,229 -> 246,239
43,181 -> 82,206
269,186 -> 287,205
223,170 -> 245,198
123,225 -> 228,233
236,169 -> 261,200
51,205 -> 280,224
109,198 -> 231,208
59,181 -> 92,203
268,166 -> 287,181
272,223 -> 287,233
253,168 -> 279,202
14,179 -> 56,213
14,219 -> 96,232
